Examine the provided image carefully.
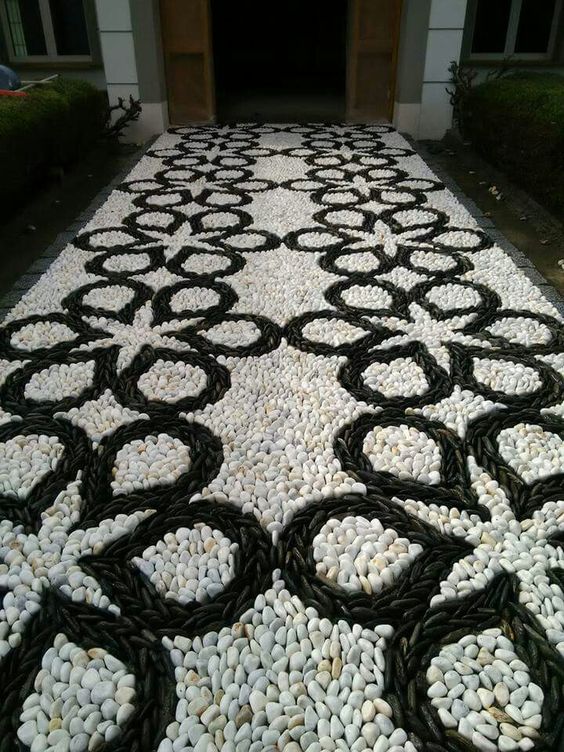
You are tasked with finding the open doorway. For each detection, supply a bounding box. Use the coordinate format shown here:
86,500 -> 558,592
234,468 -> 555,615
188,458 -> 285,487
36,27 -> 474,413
159,0 -> 402,125
211,0 -> 348,123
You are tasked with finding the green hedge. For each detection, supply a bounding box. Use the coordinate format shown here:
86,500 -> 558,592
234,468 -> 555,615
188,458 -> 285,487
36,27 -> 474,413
460,73 -> 564,218
0,77 -> 106,208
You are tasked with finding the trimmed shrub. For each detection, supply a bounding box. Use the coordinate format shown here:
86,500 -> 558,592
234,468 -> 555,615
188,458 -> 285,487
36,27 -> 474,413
459,73 -> 564,218
0,77 -> 106,208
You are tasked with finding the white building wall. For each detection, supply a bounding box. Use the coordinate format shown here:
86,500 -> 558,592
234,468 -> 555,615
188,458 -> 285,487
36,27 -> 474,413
418,0 -> 468,139
94,0 -> 166,142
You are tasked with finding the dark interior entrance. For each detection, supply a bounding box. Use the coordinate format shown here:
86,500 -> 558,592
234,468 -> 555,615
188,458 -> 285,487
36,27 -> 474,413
160,0 -> 402,125
211,0 -> 348,122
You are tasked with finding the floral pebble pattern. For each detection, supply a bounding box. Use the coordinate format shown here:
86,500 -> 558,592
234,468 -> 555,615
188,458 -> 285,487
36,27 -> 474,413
0,123 -> 564,752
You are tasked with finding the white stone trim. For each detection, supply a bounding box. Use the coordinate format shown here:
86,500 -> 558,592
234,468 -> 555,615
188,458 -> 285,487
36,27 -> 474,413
416,0 -> 468,140
392,102 -> 421,137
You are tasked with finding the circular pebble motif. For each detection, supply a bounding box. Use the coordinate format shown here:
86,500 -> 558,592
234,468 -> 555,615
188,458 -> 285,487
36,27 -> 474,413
336,251 -> 382,274
341,285 -> 393,311
426,283 -> 481,310
301,318 -> 368,348
169,286 -> 221,314
181,252 -> 232,276
82,285 -> 135,312
486,317 -> 552,347
204,319 -> 260,347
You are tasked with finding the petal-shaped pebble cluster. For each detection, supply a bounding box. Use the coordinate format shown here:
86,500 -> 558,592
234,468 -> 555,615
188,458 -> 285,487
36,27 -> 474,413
111,433 -> 191,495
24,361 -> 96,402
362,357 -> 428,398
158,576 -> 412,752
10,321 -> 78,351
313,516 -> 423,593
428,629 -> 543,751
57,390 -> 146,445
18,633 -> 136,751
133,523 -> 238,604
497,423 -> 564,484
473,359 -> 541,396
0,434 -> 64,499
138,360 -> 207,402
362,425 -> 442,484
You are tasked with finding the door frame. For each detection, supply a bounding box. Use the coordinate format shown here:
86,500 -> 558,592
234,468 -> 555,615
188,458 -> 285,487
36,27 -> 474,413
160,0 -> 215,124
346,0 -> 403,122
161,0 -> 403,125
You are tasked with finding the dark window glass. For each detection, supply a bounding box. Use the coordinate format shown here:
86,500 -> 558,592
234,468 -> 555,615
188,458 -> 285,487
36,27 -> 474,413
515,0 -> 556,53
5,0 -> 46,56
49,0 -> 90,55
471,0 -> 512,53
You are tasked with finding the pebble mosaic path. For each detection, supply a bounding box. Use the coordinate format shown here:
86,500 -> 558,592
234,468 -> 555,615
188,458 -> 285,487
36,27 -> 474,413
1,124 -> 564,752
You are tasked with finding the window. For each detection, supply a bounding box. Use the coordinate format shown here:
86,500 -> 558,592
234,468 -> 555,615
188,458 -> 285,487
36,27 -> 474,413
467,0 -> 563,59
0,0 -> 92,61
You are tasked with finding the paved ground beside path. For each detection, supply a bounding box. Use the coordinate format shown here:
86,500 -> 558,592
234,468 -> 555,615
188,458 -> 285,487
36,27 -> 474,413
420,136 -> 564,297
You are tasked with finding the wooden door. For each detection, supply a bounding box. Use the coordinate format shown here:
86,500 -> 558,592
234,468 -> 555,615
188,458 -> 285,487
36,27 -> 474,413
160,0 -> 215,124
347,0 -> 402,122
